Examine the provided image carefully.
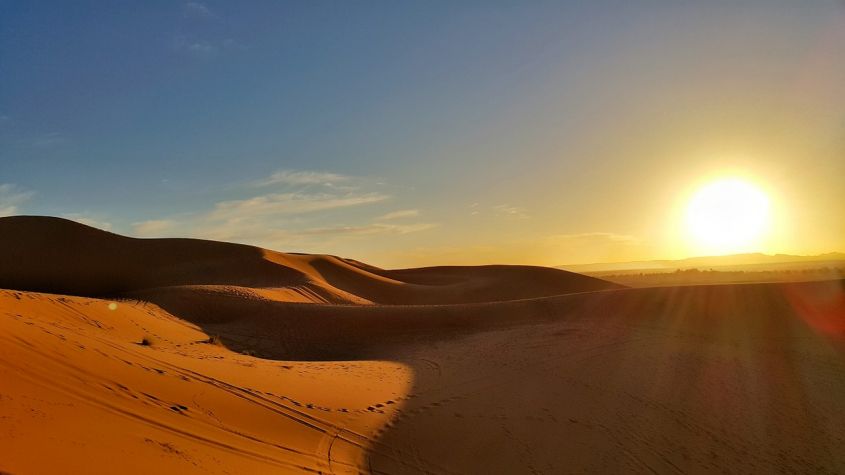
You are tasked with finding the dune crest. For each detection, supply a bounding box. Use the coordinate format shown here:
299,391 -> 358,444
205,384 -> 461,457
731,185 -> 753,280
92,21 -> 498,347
0,216 -> 621,306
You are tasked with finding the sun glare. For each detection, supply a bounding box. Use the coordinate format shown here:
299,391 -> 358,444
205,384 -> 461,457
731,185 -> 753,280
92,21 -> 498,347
685,178 -> 771,255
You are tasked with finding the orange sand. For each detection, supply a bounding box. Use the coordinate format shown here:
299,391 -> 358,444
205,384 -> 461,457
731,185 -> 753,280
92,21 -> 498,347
1,216 -> 843,474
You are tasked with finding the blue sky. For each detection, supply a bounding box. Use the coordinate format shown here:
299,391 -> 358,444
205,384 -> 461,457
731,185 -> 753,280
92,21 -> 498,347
2,1 -> 844,267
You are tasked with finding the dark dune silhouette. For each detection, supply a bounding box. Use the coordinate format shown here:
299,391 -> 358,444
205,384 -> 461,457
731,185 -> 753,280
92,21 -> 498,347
0,216 -> 621,304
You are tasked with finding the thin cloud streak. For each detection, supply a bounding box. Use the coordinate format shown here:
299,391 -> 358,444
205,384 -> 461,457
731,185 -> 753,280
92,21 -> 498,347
376,209 -> 420,220
300,222 -> 438,237
183,1 -> 212,18
123,170 -> 397,251
208,191 -> 388,221
492,204 -> 529,219
251,170 -> 354,188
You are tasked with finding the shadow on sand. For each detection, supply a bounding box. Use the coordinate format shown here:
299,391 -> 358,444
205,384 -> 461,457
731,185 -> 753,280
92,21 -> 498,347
140,280 -> 845,474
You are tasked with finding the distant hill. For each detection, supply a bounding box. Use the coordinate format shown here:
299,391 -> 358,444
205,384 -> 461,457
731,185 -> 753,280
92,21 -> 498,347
557,252 -> 845,275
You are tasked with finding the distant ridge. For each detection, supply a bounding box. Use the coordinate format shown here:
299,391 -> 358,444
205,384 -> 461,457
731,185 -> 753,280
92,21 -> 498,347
557,252 -> 845,274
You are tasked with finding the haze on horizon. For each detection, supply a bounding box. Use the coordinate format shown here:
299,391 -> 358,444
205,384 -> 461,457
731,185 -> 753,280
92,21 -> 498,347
1,1 -> 843,268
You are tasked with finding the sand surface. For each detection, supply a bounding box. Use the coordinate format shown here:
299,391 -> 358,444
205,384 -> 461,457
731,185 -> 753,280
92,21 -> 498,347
1,217 -> 844,474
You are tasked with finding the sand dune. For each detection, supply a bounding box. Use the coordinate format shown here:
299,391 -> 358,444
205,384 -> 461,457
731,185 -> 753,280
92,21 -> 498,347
0,216 -> 620,305
1,216 -> 844,474
0,289 -> 409,474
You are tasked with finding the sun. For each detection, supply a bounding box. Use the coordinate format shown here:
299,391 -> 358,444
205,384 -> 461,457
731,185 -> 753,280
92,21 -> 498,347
685,178 -> 771,255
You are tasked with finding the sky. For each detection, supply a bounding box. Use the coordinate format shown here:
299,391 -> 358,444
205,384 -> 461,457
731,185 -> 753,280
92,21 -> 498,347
1,1 -> 844,268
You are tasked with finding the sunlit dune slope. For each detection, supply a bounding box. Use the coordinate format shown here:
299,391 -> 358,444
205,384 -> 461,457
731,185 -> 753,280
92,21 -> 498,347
0,216 -> 621,305
0,289 -> 411,474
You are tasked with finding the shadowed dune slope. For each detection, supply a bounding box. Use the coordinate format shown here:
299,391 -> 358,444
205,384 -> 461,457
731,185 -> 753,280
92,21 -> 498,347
367,279 -> 845,474
131,279 -> 845,361
0,216 -> 621,305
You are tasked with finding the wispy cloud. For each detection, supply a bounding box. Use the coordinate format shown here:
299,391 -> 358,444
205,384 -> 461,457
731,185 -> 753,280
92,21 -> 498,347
174,1 -> 246,58
252,170 -> 354,188
544,232 -> 641,245
174,36 -> 218,57
31,132 -> 66,148
300,222 -> 437,237
375,209 -> 420,221
183,1 -> 212,18
215,171 -> 383,222
173,33 -> 245,58
0,184 -> 34,217
467,203 -> 529,219
116,169 -> 442,255
0,120 -> 68,149
126,169 -> 397,250
208,191 -> 388,222
492,204 -> 529,219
